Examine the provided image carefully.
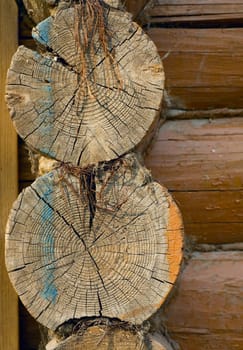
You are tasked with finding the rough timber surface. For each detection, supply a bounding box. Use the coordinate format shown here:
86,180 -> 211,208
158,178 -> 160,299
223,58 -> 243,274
6,5 -> 164,167
47,326 -> 173,350
162,251 -> 243,350
22,0 -> 148,24
145,117 -> 243,244
0,1 -> 19,349
5,154 -> 183,330
140,1 -> 243,115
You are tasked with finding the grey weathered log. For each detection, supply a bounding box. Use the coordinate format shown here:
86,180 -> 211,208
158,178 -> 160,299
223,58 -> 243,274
6,4 -> 164,167
46,326 -> 174,349
5,154 -> 183,330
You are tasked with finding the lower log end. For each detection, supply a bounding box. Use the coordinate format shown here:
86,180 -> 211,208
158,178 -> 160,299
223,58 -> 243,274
46,325 -> 174,350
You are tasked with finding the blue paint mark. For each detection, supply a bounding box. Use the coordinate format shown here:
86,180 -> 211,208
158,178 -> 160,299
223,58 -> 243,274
32,17 -> 52,46
40,175 -> 58,303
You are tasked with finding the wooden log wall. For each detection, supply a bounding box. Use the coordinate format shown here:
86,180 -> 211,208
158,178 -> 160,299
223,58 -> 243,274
142,0 -> 243,245
13,1 -> 181,349
143,2 -> 243,349
0,1 -> 19,349
144,0 -> 243,117
15,0 -> 243,349
157,251 -> 243,350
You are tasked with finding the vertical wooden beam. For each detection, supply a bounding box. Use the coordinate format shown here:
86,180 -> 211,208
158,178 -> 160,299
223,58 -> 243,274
0,1 -> 19,349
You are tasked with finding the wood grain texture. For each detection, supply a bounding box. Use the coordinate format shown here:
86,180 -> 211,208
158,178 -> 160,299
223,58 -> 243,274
145,118 -> 243,243
22,0 -> 123,24
161,251 -> 243,350
47,327 -> 173,350
5,154 -> 183,330
142,3 -> 243,114
22,0 -> 148,24
7,5 -> 163,166
0,1 -> 19,349
149,3 -> 243,18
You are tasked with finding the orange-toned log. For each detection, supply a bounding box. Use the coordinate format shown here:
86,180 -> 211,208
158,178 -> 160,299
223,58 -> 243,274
160,251 -> 243,350
6,154 -> 183,330
145,117 -> 243,244
46,326 -> 174,350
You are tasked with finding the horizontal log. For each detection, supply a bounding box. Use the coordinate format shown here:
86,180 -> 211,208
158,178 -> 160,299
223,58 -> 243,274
145,21 -> 243,113
149,14 -> 243,25
164,87 -> 243,111
163,53 -> 243,88
145,117 -> 243,243
148,4 -> 243,18
160,251 -> 243,350
147,28 -> 243,53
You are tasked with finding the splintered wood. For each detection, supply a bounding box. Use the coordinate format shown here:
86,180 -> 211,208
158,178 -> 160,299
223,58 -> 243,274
5,154 -> 183,331
6,4 -> 164,167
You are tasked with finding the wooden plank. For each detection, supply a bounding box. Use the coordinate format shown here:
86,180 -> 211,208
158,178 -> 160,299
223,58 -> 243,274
165,86 -> 243,111
162,53 -> 243,88
145,118 -> 243,191
163,251 -> 243,350
149,13 -> 243,24
149,4 -> 243,17
145,118 -> 243,243
147,28 -> 243,53
174,191 -> 243,243
0,1 -> 19,349
186,223 -> 243,243
145,27 -> 243,111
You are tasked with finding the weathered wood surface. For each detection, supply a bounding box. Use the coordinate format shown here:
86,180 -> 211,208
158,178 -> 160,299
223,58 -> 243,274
140,2 -> 243,116
6,154 -> 183,330
49,328 -> 173,349
160,251 -> 243,350
22,0 -> 149,24
147,1 -> 243,23
0,1 -> 19,349
7,5 -> 163,167
20,1 -> 243,116
148,2 -> 243,17
19,117 -> 243,244
47,327 -> 173,350
145,117 -> 243,244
